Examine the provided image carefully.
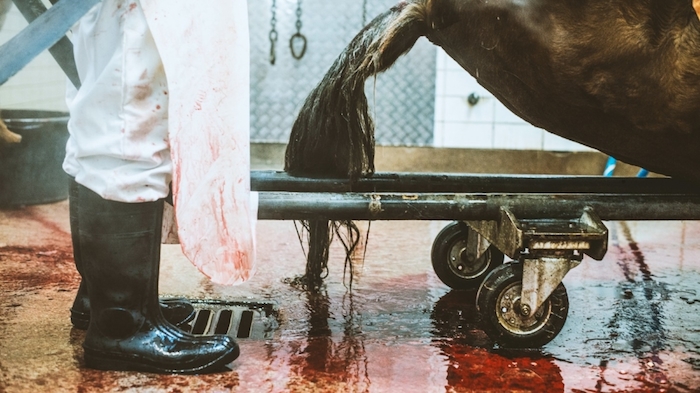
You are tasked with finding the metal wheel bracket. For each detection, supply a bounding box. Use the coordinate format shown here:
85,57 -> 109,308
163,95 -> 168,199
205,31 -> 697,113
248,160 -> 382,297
520,256 -> 580,316
467,207 -> 608,315
467,208 -> 522,259
465,223 -> 490,261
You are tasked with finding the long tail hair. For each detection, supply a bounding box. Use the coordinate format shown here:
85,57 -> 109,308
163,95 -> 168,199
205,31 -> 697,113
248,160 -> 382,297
285,0 -> 429,179
284,1 -> 430,289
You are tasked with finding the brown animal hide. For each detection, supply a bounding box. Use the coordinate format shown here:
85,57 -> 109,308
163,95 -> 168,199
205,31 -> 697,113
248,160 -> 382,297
284,0 -> 700,285
286,0 -> 700,183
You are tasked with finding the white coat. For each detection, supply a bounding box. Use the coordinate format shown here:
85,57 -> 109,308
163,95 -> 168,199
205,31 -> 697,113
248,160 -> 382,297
64,0 -> 256,285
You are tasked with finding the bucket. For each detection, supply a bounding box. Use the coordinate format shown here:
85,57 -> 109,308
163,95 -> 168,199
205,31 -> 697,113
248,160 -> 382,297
0,109 -> 70,207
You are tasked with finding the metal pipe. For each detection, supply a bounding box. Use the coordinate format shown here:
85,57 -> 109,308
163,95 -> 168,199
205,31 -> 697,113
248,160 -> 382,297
251,171 -> 700,194
257,191 -> 700,221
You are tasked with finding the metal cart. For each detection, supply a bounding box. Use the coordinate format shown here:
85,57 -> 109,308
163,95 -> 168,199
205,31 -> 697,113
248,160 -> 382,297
252,171 -> 700,347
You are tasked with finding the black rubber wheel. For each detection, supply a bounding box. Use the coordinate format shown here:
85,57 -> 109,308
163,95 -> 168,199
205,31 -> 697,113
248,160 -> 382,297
476,262 -> 569,348
431,221 -> 504,290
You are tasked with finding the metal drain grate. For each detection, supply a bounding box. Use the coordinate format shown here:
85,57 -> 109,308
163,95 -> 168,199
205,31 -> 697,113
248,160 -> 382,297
181,299 -> 278,340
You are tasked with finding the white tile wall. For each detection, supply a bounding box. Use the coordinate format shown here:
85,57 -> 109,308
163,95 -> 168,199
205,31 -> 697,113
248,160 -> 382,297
543,132 -> 589,151
493,124 -> 544,150
439,122 -> 493,149
0,2 -> 68,112
433,48 -> 592,152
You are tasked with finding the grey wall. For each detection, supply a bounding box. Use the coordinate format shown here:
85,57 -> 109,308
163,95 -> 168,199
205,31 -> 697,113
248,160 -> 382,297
249,0 -> 436,146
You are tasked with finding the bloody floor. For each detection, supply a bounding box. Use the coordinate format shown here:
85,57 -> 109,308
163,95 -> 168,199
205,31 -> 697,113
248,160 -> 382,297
1,199 -> 699,392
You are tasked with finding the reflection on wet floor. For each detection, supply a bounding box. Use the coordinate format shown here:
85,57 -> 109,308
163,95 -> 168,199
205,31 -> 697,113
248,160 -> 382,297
1,202 -> 699,392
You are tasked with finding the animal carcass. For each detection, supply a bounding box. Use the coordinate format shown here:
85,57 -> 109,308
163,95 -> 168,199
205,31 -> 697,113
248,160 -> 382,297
285,0 -> 700,183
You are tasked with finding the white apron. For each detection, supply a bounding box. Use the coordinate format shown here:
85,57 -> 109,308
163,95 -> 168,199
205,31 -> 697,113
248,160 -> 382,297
64,0 -> 256,285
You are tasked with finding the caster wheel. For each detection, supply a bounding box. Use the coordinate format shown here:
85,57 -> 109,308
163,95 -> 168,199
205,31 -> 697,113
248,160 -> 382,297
476,262 -> 568,348
431,221 -> 504,290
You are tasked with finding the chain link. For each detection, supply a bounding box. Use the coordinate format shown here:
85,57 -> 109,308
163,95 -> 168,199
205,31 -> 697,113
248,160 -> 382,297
362,0 -> 368,26
295,0 -> 303,33
269,0 -> 278,65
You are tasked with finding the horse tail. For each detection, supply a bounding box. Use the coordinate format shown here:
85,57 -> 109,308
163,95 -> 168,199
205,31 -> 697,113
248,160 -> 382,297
283,1 -> 430,290
284,0 -> 430,180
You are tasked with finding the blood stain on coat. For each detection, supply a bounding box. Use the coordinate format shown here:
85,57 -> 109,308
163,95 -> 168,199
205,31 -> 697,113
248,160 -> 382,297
132,83 -> 153,102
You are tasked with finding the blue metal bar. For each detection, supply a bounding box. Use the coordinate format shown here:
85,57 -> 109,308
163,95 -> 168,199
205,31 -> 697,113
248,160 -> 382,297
11,0 -> 83,88
0,0 -> 98,86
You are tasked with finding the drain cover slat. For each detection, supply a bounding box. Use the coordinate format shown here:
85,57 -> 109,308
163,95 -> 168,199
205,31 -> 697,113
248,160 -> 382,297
174,299 -> 278,340
192,309 -> 212,335
237,309 -> 254,338
215,309 -> 233,335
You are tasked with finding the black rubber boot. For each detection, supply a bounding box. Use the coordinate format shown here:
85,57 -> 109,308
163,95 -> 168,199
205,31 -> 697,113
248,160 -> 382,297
75,182 -> 239,374
68,178 -> 196,330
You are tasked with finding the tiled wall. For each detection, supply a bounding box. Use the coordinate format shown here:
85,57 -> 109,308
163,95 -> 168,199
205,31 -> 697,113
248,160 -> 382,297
433,49 -> 593,152
0,2 -> 68,112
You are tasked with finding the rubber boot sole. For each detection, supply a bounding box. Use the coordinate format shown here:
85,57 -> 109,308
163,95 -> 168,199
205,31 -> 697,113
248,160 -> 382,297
83,344 -> 240,374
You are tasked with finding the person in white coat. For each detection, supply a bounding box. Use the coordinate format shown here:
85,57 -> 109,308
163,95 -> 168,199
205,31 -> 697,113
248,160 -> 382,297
64,0 -> 254,374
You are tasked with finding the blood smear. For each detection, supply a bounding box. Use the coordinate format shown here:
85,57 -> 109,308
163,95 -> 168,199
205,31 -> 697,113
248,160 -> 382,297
142,0 -> 255,285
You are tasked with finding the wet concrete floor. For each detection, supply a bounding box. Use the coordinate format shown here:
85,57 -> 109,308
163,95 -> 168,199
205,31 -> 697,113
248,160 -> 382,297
1,200 -> 699,392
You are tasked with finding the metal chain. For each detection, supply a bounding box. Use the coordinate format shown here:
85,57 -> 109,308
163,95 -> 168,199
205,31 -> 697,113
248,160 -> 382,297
290,0 -> 307,60
362,0 -> 368,26
295,0 -> 303,33
269,0 -> 278,65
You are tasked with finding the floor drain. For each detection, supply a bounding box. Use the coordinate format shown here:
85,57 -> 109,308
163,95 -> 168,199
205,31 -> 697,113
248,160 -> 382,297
176,299 -> 278,340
